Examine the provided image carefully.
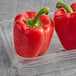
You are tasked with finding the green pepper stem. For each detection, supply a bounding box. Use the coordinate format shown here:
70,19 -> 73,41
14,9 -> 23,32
32,7 -> 50,24
56,1 -> 73,13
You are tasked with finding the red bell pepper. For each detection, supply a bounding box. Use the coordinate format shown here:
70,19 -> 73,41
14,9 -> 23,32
54,2 -> 76,50
71,3 -> 76,12
13,7 -> 53,58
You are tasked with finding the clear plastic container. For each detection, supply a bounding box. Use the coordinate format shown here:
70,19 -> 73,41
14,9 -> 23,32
0,12 -> 76,73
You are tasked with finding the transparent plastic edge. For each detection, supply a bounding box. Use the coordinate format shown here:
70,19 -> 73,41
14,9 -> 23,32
0,20 -> 18,67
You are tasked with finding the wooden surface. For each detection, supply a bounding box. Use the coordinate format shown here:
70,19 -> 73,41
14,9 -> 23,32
0,0 -> 76,76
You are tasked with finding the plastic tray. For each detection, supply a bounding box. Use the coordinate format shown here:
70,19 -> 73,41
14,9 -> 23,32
0,12 -> 76,71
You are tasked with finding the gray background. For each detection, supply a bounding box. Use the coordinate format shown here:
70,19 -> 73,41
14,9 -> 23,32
0,0 -> 76,76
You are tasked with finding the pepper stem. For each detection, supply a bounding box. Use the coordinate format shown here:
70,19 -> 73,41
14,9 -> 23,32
32,7 -> 50,24
56,1 -> 73,13
26,7 -> 50,28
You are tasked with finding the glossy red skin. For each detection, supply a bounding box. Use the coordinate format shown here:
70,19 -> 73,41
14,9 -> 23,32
54,7 -> 76,50
14,11 -> 53,58
71,3 -> 76,11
